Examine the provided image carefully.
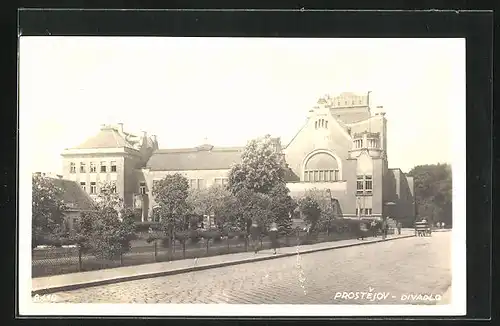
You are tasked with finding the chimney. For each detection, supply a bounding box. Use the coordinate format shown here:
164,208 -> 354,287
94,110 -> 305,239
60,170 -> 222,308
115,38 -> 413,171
142,130 -> 147,138
307,109 -> 315,119
117,123 -> 124,134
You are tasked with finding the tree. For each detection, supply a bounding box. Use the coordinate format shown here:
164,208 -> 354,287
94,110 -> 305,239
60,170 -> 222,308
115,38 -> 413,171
234,188 -> 273,233
32,174 -> 67,247
187,185 -> 239,231
152,173 -> 190,239
228,134 -> 287,195
94,181 -> 122,214
298,196 -> 321,232
268,183 -> 296,234
304,188 -> 336,232
408,163 -> 452,227
75,182 -> 136,260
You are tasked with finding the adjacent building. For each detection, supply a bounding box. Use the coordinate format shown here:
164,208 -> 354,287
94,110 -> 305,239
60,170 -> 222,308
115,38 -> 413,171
60,92 -> 415,222
33,172 -> 96,232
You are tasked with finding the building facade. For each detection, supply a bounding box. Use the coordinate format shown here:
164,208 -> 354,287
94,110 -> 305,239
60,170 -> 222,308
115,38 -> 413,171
60,92 -> 415,222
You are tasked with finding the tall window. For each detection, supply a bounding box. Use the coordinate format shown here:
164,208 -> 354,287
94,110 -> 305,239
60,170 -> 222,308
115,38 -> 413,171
367,138 -> 379,148
70,162 -> 76,173
354,139 -> 363,149
90,182 -> 97,194
356,175 -> 373,195
110,161 -> 117,172
365,208 -> 372,215
80,181 -> 86,192
365,175 -> 373,192
139,182 -> 146,194
315,119 -> 329,129
189,179 -> 206,190
100,162 -> 107,173
79,162 -> 86,173
89,162 -> 96,173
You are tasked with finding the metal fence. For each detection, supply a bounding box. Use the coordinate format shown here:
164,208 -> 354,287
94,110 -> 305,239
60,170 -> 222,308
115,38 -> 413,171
32,230 -> 360,278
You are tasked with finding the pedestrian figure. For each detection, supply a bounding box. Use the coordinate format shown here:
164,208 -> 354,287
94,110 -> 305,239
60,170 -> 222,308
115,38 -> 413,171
269,222 -> 279,255
441,222 -> 445,229
358,221 -> 368,240
397,221 -> 402,235
381,218 -> 388,239
250,220 -> 260,254
370,220 -> 377,237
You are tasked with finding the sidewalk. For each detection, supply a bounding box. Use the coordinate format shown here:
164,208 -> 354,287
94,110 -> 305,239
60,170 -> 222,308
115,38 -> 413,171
32,232 -> 414,295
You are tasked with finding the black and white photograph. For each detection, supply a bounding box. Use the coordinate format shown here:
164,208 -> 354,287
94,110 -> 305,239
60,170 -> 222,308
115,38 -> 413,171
18,36 -> 466,316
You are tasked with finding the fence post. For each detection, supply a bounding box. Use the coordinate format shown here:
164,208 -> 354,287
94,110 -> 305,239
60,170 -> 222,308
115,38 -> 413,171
78,245 -> 82,272
182,240 -> 186,259
120,250 -> 123,266
227,236 -> 230,253
206,238 -> 210,255
154,241 -> 157,262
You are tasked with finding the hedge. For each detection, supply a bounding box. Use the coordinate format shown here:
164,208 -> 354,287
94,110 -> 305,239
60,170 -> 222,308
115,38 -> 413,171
134,221 -> 161,232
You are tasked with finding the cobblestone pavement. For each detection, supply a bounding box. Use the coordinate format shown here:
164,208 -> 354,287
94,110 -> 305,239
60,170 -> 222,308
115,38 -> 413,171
47,232 -> 451,305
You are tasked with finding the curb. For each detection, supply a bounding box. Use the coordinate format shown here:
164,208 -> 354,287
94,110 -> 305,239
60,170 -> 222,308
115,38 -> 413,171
32,234 -> 414,295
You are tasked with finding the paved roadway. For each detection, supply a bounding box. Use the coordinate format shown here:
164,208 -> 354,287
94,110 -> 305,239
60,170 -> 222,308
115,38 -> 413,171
47,232 -> 451,305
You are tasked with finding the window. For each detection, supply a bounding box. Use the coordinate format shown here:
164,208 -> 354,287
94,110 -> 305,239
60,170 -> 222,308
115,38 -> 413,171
139,182 -> 146,194
357,175 -> 373,195
365,208 -> 372,215
79,162 -> 86,173
70,162 -> 76,173
355,208 -> 359,216
100,162 -> 107,173
190,179 -> 206,190
90,182 -> 96,194
365,176 -> 373,191
110,161 -> 117,172
325,121 -> 328,128
315,121 -> 318,129
368,139 -> 379,148
354,139 -> 364,149
214,178 -> 228,186
89,162 -> 96,173
304,169 -> 340,183
80,182 -> 86,192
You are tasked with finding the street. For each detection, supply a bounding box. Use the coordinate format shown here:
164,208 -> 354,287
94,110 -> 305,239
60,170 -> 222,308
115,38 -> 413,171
46,232 -> 451,304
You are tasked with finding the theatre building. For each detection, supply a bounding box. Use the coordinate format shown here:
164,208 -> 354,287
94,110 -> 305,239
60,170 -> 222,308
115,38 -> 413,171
60,92 -> 415,222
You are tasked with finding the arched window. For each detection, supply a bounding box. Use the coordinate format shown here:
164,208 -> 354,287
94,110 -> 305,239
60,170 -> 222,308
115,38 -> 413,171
304,152 -> 340,182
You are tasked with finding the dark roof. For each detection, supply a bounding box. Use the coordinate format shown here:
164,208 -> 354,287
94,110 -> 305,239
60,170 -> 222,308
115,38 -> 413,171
73,128 -> 133,149
50,178 -> 96,211
146,146 -> 244,171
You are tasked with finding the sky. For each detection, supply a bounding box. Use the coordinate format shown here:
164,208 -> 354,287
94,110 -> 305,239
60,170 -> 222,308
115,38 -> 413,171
19,37 -> 465,174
